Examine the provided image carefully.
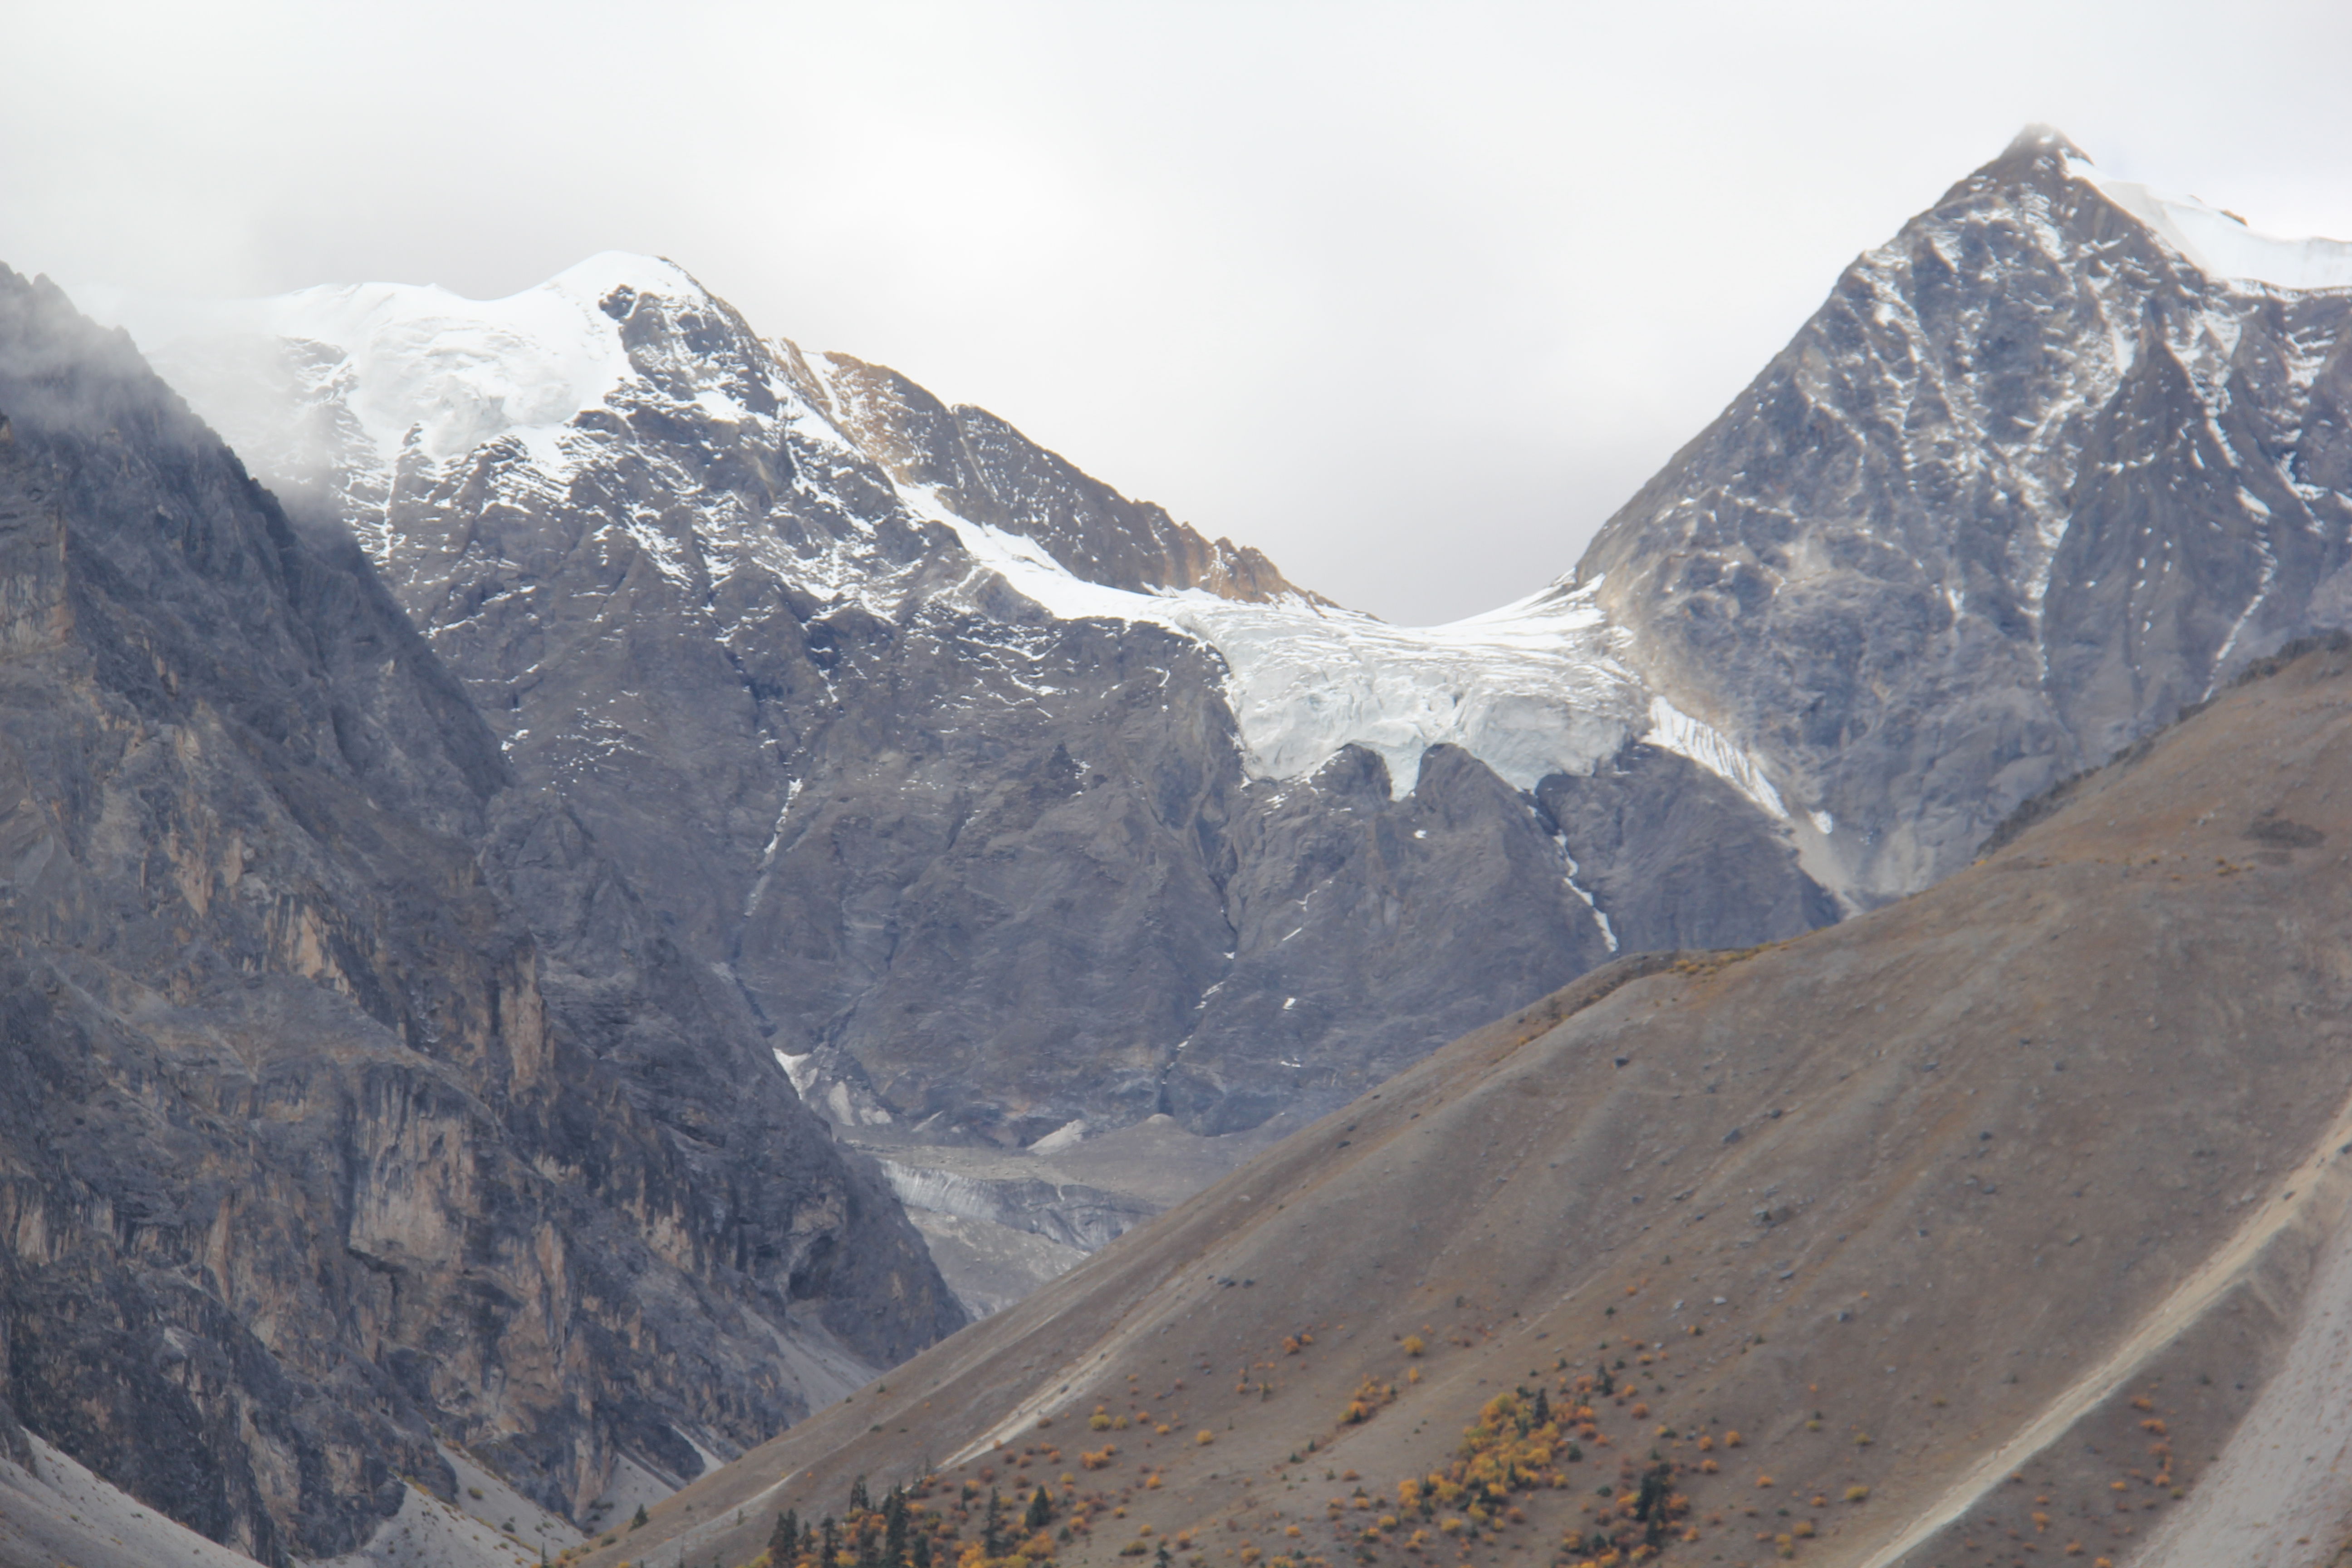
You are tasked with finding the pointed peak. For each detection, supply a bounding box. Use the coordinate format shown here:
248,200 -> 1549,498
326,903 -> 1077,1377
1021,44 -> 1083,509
2004,124 -> 2090,166
541,251 -> 715,314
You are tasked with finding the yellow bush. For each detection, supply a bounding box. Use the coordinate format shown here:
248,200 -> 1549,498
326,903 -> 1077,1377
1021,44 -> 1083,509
1402,1336 -> 1425,1357
1843,1486 -> 1869,1504
1196,1431 -> 1215,1446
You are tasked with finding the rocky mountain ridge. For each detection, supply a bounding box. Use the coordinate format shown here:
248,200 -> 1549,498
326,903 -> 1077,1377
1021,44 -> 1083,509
113,132 -> 2352,1171
116,259 -> 1833,1152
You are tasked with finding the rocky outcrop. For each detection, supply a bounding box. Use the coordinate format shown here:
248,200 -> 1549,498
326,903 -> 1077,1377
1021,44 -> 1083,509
818,353 -> 1314,603
0,266 -> 960,1563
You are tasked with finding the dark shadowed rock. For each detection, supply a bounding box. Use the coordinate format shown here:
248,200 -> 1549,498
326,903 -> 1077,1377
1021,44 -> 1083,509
0,265 -> 959,1562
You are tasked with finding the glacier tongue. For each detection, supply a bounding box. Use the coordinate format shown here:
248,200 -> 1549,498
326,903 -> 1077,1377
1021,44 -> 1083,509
907,482 -> 1651,798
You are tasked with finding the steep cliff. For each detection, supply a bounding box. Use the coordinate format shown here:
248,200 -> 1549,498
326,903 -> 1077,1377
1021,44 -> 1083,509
0,266 -> 960,1564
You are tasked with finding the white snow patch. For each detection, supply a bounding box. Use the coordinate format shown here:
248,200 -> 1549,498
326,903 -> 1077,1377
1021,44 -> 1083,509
1029,1118 -> 1089,1155
1644,695 -> 1788,820
2068,154 -> 2352,291
1555,835 -> 1619,954
775,1049 -> 820,1097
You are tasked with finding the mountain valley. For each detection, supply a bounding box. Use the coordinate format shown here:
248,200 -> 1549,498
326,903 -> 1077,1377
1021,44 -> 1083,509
603,636 -> 2352,1568
4,122 -> 2352,1568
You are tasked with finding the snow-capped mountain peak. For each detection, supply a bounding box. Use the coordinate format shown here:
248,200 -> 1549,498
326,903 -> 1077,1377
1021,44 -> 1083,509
264,250 -> 704,465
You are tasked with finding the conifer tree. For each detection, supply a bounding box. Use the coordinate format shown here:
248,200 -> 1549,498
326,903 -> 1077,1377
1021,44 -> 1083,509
1532,1387 -> 1551,1428
1024,1486 -> 1053,1532
822,1515 -> 840,1568
983,1489 -> 1005,1556
771,1509 -> 801,1565
850,1476 -> 871,1514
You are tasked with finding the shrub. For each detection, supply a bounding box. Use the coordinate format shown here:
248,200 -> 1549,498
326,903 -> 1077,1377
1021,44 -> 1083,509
1196,1431 -> 1215,1446
1843,1487 -> 1870,1504
1402,1336 -> 1426,1357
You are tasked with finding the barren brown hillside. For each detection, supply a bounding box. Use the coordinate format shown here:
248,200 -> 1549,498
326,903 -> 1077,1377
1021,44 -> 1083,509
593,642 -> 2352,1568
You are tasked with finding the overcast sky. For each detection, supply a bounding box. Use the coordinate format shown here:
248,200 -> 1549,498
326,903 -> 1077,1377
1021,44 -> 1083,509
8,1 -> 2352,622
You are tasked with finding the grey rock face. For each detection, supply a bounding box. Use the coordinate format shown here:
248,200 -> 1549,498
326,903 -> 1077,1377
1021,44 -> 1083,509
0,267 -> 959,1563
1536,742 -> 1840,953
1579,128 -> 2352,902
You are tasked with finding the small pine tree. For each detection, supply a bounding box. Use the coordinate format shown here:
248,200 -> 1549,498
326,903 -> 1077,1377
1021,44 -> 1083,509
822,1514 -> 840,1568
884,1488 -> 909,1568
630,1504 -> 650,1532
1024,1486 -> 1054,1532
1532,1388 -> 1551,1428
983,1488 -> 1005,1556
771,1509 -> 801,1564
849,1475 -> 871,1514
